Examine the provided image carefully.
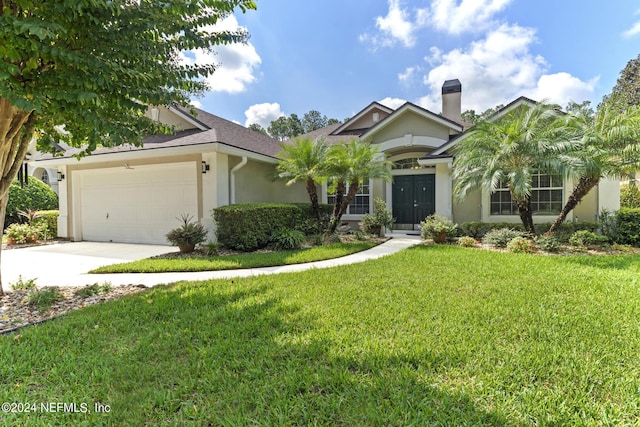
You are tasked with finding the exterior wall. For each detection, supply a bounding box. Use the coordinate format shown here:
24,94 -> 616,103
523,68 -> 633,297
598,178 -> 620,215
369,111 -> 451,145
347,108 -> 391,130
452,189 -> 482,224
145,105 -> 197,131
434,163 -> 452,219
572,183 -> 598,222
233,158 -> 308,204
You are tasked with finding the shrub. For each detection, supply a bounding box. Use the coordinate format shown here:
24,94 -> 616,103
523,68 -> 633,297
569,230 -> 610,247
459,222 -> 492,239
4,222 -> 42,244
6,179 -> 58,228
75,282 -> 112,298
420,214 -> 457,243
203,241 -> 220,256
620,183 -> 640,208
598,209 -> 618,242
213,203 -> 331,251
613,208 -> 640,246
359,198 -> 395,236
28,287 -> 62,311
271,228 -> 306,250
457,236 -> 477,247
535,234 -> 561,253
10,275 -> 37,291
166,214 -> 208,252
483,228 -> 524,248
33,210 -> 59,238
507,236 -> 537,253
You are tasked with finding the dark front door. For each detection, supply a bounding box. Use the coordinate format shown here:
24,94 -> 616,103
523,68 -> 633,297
392,175 -> 435,230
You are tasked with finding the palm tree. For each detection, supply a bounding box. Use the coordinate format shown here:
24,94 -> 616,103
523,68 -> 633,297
548,98 -> 640,233
453,102 -> 570,235
325,139 -> 392,233
276,138 -> 328,224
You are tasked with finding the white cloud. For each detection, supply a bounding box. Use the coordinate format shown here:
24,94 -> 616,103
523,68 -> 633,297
189,100 -> 203,109
179,16 -> 261,94
623,21 -> 640,38
415,24 -> 595,112
398,66 -> 419,83
244,102 -> 284,128
379,97 -> 407,109
427,0 -> 513,35
360,0 -> 428,49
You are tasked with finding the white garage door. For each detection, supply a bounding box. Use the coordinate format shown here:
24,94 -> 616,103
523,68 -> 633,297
77,163 -> 198,244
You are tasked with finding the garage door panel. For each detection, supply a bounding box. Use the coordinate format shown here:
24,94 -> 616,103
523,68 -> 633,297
78,163 -> 198,245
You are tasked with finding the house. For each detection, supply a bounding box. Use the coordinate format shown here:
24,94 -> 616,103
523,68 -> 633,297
298,79 -> 619,230
32,105 -> 308,244
33,81 -> 619,244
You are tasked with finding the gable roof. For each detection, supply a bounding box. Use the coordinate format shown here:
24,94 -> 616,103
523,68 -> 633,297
331,101 -> 393,135
429,96 -> 538,156
360,102 -> 463,141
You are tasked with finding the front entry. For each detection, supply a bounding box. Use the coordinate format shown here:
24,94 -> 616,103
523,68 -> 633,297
392,174 -> 435,230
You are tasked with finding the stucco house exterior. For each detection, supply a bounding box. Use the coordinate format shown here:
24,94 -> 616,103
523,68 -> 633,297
33,80 -> 620,244
299,79 -> 619,231
33,105 -> 308,244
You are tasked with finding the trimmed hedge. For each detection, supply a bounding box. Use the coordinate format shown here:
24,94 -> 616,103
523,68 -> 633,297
620,184 -> 640,208
6,179 -> 58,228
213,203 -> 331,251
616,208 -> 640,246
33,210 -> 59,238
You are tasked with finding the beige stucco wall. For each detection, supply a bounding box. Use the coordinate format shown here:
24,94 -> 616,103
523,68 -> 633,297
452,189 -> 482,224
369,111 -> 451,144
232,157 -> 308,204
348,108 -> 391,130
572,183 -> 598,222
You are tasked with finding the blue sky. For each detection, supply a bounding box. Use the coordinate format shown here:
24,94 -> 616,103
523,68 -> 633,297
186,0 -> 640,129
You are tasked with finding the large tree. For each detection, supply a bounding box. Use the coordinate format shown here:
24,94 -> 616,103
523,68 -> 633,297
453,102 -> 570,235
0,0 -> 256,294
611,54 -> 640,106
548,98 -> 640,232
302,110 -> 328,133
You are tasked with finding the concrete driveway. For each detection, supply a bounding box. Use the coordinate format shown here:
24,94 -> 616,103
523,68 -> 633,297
1,242 -> 174,289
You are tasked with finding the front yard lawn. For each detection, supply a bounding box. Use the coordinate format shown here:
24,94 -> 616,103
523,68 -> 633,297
2,245 -> 640,425
90,242 -> 379,273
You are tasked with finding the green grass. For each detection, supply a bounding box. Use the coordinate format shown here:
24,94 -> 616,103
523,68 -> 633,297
2,245 -> 640,425
90,242 -> 379,273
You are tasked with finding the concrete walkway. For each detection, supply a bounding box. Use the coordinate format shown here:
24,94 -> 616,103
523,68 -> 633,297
1,235 -> 421,290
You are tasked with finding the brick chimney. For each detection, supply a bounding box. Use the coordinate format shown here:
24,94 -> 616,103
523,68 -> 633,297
442,79 -> 462,123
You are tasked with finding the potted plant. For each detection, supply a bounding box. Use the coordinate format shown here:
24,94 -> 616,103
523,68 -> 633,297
166,214 -> 208,253
420,214 -> 457,243
359,198 -> 395,237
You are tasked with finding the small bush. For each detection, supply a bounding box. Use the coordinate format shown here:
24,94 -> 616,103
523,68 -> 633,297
203,241 -> 220,256
33,210 -> 59,238
535,235 -> 561,253
483,228 -> 524,248
28,287 -> 62,311
74,282 -> 112,298
166,214 -> 208,252
360,198 -> 395,236
620,183 -> 640,208
420,214 -> 457,243
507,236 -> 536,253
10,275 -> 37,291
6,179 -> 58,228
4,222 -> 42,244
615,208 -> 640,246
460,222 -> 492,239
569,230 -> 610,247
457,236 -> 477,247
598,209 -> 618,242
271,228 -> 306,250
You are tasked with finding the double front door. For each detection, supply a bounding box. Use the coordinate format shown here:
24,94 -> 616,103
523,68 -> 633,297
392,174 -> 435,230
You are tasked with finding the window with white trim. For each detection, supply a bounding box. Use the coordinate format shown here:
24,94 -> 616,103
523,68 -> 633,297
490,172 -> 563,215
327,180 -> 370,215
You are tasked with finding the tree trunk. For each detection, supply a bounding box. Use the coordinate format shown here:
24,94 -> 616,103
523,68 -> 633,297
512,193 -> 536,235
328,180 -> 347,233
0,98 -> 37,295
0,196 -> 5,295
329,178 -> 360,233
548,176 -> 601,234
305,177 -> 321,223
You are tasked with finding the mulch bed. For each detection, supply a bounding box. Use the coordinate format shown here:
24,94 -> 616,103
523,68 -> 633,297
0,284 -> 147,335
